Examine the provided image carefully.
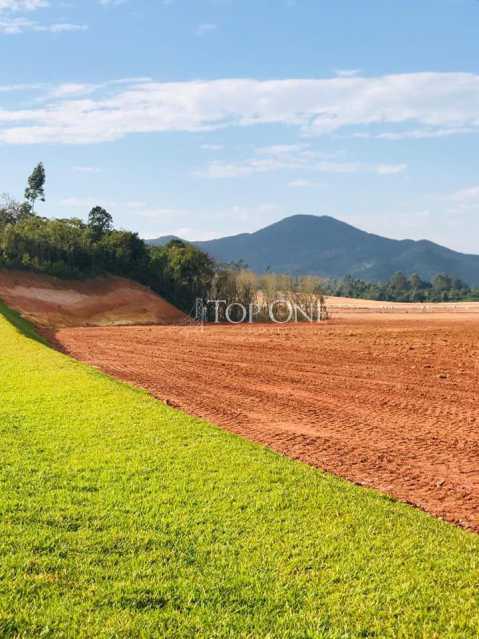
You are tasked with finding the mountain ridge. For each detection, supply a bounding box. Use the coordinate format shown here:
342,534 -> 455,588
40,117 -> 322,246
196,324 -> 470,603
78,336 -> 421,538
147,215 -> 479,285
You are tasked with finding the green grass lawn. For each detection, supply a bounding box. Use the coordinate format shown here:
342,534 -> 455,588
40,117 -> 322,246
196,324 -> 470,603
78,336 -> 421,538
1,303 -> 479,638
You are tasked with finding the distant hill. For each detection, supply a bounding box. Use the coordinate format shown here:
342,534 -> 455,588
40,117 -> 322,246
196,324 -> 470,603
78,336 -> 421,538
147,235 -> 180,246
148,215 -> 479,285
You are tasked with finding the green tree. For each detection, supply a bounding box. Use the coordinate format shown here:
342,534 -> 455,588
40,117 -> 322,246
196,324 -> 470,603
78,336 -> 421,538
432,274 -> 452,291
451,277 -> 467,291
24,163 -> 46,213
409,273 -> 425,290
100,230 -> 149,278
148,240 -> 215,311
390,272 -> 409,291
88,206 -> 113,239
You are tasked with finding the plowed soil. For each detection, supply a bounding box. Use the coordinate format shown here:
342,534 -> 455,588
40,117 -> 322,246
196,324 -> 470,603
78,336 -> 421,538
54,317 -> 479,531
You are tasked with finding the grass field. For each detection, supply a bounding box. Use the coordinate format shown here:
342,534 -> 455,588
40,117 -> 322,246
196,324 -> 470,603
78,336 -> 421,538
1,303 -> 479,638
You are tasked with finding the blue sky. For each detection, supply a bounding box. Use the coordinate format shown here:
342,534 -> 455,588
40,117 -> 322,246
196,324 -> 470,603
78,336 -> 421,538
1,0 -> 479,251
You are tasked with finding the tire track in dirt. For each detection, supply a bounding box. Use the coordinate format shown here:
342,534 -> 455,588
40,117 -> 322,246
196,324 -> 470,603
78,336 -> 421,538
53,318 -> 479,531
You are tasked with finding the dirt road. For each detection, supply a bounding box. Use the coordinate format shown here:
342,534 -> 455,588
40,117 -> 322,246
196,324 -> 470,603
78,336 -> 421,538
53,316 -> 479,531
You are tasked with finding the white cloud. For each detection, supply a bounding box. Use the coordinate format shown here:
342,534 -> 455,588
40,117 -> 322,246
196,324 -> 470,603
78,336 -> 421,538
43,23 -> 87,32
0,0 -> 87,34
99,0 -> 128,6
0,0 -> 48,11
0,16 -> 27,31
45,78 -> 152,100
454,186 -> 479,201
72,166 -> 101,174
375,163 -> 407,175
255,144 -> 310,156
354,127 -> 477,140
335,69 -> 361,77
97,0 -> 173,13
48,83 -> 96,98
1,73 -> 479,144
201,143 -> 224,150
445,186 -> 479,216
196,144 -> 407,178
451,186 -> 479,207
288,179 -> 322,188
196,23 -> 217,36
0,82 -> 43,91
0,18 -> 87,33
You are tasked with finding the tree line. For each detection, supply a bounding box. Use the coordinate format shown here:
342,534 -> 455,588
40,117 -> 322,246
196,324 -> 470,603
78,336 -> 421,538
323,272 -> 479,303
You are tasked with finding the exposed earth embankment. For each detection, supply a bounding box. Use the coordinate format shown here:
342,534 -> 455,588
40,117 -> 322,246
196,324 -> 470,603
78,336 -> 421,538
0,269 -> 186,328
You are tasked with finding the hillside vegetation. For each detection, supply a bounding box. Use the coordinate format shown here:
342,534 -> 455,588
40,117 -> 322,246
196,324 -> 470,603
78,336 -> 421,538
1,305 -> 479,637
0,194 -> 214,313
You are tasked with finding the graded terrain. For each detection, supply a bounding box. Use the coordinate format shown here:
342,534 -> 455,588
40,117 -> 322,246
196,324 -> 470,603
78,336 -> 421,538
0,269 -> 185,328
55,314 -> 479,531
2,303 -> 479,638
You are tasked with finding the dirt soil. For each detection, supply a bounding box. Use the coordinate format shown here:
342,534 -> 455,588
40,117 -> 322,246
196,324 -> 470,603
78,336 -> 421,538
326,295 -> 479,315
53,315 -> 479,532
0,270 -> 186,328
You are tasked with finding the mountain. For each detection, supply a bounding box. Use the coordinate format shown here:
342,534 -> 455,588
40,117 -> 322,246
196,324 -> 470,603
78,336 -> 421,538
148,215 -> 479,285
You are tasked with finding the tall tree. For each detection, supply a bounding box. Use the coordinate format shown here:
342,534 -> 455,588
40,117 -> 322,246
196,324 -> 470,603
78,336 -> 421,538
24,163 -> 46,213
409,273 -> 425,290
88,206 -> 113,239
390,271 -> 409,291
432,274 -> 453,291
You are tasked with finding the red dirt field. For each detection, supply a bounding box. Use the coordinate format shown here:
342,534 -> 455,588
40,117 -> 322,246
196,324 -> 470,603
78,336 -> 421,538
53,316 -> 479,531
